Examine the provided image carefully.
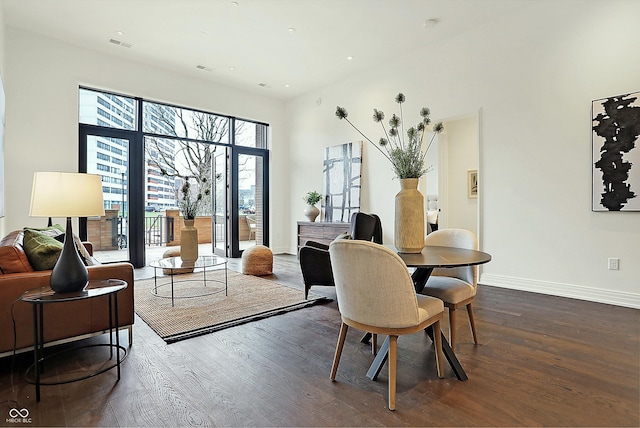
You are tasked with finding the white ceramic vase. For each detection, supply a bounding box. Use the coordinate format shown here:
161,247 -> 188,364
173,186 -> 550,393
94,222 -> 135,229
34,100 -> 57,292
304,204 -> 320,222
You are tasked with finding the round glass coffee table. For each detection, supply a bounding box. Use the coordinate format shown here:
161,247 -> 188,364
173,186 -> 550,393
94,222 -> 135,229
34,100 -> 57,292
149,255 -> 227,306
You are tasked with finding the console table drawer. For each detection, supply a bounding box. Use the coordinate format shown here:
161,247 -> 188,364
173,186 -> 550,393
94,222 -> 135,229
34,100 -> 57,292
297,221 -> 350,252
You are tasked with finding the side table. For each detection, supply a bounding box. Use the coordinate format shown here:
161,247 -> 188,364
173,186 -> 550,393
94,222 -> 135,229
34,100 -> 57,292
20,279 -> 128,402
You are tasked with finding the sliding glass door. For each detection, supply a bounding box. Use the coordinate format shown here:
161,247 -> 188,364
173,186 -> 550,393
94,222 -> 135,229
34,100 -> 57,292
233,151 -> 268,255
79,129 -> 136,264
231,119 -> 269,257
214,148 -> 269,258
213,147 -> 228,257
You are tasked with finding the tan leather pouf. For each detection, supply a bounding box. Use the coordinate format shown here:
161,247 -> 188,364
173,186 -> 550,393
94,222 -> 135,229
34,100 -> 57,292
162,247 -> 195,275
242,245 -> 273,276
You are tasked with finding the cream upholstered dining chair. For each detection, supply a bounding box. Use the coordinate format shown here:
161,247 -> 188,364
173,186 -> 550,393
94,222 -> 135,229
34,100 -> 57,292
421,228 -> 479,352
328,239 -> 444,411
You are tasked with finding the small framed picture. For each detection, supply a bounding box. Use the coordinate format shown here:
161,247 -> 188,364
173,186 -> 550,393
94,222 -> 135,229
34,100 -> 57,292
467,170 -> 478,199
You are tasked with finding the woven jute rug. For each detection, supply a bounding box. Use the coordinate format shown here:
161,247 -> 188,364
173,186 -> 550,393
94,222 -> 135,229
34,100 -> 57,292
134,269 -> 330,343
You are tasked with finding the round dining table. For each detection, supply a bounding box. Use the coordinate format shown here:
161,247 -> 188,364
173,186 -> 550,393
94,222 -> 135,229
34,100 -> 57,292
365,244 -> 492,382
400,245 -> 492,293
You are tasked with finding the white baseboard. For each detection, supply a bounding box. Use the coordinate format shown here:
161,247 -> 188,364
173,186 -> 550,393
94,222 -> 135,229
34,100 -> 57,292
272,245 -> 294,255
271,251 -> 640,309
480,273 -> 640,309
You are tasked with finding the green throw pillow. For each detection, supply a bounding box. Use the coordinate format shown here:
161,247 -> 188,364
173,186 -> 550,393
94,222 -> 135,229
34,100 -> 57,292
24,224 -> 65,238
23,229 -> 64,271
24,224 -> 96,266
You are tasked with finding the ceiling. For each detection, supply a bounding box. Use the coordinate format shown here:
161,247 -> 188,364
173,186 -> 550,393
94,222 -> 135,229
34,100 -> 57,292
2,0 -> 531,100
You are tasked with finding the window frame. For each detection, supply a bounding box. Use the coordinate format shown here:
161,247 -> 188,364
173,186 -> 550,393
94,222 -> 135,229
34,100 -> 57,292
79,86 -> 270,266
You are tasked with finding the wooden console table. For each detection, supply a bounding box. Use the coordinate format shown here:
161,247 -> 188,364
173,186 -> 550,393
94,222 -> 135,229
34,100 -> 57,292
297,221 -> 350,253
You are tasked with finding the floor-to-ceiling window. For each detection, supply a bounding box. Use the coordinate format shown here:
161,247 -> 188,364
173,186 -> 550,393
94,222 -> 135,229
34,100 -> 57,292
78,87 -> 269,267
229,119 -> 269,257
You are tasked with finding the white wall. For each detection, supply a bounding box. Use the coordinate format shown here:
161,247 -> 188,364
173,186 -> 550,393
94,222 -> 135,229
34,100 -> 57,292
4,28 -> 291,253
284,0 -> 640,308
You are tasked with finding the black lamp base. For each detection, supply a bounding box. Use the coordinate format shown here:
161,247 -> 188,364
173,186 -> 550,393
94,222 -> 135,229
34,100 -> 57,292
50,217 -> 88,293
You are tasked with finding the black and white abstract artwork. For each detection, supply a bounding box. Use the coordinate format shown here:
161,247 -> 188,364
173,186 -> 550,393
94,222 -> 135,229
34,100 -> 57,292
322,141 -> 362,222
592,91 -> 640,211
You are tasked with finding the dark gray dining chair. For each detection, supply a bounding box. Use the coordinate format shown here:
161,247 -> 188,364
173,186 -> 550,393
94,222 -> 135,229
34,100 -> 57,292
298,212 -> 382,299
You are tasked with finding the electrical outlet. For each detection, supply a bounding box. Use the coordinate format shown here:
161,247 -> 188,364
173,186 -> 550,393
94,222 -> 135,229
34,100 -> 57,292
608,258 -> 619,270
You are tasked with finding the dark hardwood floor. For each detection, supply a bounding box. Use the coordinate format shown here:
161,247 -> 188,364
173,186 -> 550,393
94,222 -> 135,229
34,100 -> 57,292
1,254 -> 638,427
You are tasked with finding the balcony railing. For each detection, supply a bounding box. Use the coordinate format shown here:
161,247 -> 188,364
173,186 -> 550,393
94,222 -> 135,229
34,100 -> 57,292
88,210 -> 174,251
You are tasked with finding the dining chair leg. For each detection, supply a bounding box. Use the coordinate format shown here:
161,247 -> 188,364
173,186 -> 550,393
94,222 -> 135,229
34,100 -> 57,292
449,307 -> 457,353
388,335 -> 398,411
371,333 -> 378,355
466,303 -> 478,344
330,322 -> 348,380
433,320 -> 444,378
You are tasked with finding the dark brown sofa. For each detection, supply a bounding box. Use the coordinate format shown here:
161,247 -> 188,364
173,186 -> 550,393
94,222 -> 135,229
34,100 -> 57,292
0,230 -> 134,355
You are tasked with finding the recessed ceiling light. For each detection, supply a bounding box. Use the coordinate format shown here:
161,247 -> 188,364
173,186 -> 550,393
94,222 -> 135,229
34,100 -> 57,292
116,31 -> 124,36
284,84 -> 290,88
230,1 -> 239,6
288,27 -> 296,33
346,56 -> 354,61
229,66 -> 236,71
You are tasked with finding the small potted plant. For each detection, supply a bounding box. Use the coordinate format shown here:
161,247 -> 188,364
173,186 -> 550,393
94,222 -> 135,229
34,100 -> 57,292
303,190 -> 322,222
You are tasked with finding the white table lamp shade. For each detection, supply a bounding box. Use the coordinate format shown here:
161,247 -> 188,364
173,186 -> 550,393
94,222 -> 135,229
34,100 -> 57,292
29,172 -> 105,293
30,172 -> 105,218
